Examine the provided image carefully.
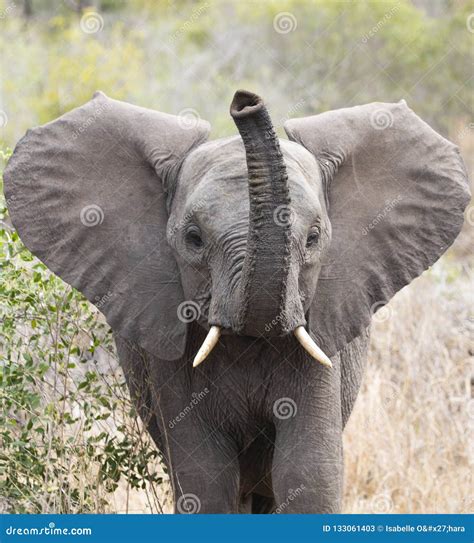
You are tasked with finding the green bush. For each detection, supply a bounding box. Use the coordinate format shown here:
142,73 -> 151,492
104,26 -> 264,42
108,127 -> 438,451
0,150 -> 166,513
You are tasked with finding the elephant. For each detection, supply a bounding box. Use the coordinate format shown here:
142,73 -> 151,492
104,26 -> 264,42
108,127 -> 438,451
4,89 -> 470,514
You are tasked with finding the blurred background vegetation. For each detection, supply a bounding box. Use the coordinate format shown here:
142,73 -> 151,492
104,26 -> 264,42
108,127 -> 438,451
0,0 -> 472,513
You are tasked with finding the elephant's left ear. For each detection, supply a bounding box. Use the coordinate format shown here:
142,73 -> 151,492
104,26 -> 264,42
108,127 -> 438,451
4,91 -> 210,360
285,101 -> 471,356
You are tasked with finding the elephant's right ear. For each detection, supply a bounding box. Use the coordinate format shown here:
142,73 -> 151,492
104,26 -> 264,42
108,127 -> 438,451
285,101 -> 470,357
4,91 -> 210,360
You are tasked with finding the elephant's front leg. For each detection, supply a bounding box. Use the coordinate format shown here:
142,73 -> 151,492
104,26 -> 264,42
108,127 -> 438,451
166,424 -> 241,514
271,356 -> 343,513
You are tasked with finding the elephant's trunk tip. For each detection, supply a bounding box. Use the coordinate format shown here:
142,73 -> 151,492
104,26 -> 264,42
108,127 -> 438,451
230,90 -> 264,120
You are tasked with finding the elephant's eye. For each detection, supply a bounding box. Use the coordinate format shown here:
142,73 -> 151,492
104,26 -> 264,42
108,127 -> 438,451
185,225 -> 204,249
306,226 -> 320,248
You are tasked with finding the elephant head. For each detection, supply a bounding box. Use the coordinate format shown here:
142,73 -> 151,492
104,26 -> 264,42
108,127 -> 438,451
4,90 -> 470,366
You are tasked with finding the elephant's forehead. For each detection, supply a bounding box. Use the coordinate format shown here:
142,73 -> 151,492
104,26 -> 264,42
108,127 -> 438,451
180,136 -> 320,194
175,136 -> 323,228
180,136 -> 248,190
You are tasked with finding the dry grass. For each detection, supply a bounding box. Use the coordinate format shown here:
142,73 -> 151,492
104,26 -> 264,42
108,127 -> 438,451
343,240 -> 473,513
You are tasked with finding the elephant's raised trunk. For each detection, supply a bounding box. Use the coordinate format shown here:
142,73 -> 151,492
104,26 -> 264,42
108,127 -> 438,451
230,90 -> 292,336
192,91 -> 333,368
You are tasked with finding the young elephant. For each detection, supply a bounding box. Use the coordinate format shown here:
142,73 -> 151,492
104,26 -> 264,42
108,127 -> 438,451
4,90 -> 469,513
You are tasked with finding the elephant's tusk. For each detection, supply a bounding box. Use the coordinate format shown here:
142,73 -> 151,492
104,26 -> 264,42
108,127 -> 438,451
193,326 -> 221,368
294,326 -> 332,368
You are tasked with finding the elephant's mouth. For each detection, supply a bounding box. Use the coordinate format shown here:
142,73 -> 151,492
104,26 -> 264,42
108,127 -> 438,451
192,325 -> 332,369
192,290 -> 332,369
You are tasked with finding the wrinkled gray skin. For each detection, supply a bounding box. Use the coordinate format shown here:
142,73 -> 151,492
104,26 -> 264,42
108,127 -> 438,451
117,329 -> 368,514
4,89 -> 469,514
117,136 -> 364,514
